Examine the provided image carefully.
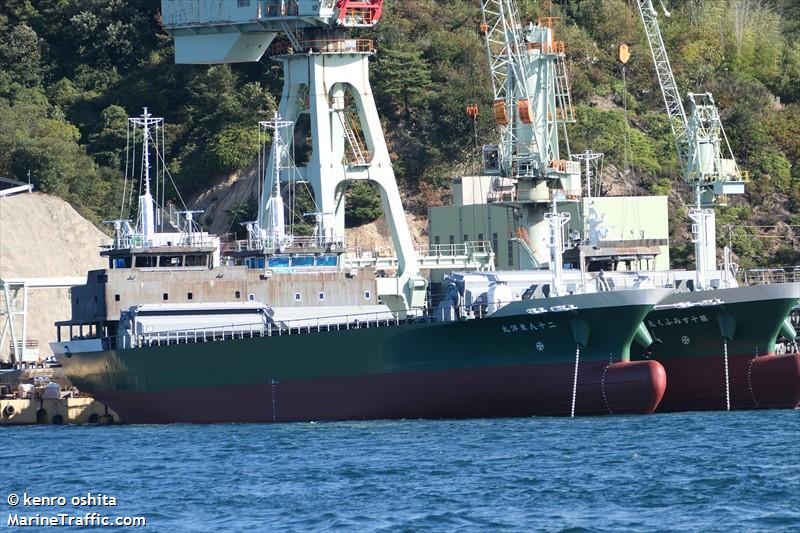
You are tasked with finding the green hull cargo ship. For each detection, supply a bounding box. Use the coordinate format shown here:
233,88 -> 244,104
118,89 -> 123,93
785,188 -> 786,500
49,103 -> 674,423
54,289 -> 671,423
631,283 -> 800,412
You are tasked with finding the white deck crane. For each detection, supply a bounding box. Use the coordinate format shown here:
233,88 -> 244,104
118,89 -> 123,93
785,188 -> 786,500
478,2 -> 580,267
635,0 -> 745,289
160,1 -> 428,311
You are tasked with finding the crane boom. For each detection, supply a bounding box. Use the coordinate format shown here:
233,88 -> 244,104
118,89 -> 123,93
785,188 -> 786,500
480,0 -> 538,177
480,0 -> 530,104
635,0 -> 689,168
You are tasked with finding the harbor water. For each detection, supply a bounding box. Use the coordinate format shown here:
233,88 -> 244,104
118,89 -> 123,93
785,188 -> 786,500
2,410 -> 798,531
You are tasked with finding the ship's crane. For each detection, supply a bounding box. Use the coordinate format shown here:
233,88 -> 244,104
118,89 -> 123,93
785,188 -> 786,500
159,0 -> 429,311
635,0 -> 745,288
477,1 -> 581,267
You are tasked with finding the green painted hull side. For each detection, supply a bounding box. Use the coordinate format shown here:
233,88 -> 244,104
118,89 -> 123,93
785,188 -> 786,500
632,294 -> 799,361
60,302 -> 654,395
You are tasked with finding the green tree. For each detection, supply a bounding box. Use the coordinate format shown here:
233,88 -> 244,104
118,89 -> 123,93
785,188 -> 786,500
0,22 -> 44,94
345,181 -> 382,227
373,46 -> 432,119
207,123 -> 259,174
89,104 -> 129,170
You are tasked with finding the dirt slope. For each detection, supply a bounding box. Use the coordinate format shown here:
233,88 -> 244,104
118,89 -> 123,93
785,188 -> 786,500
0,192 -> 107,357
189,161 -> 260,236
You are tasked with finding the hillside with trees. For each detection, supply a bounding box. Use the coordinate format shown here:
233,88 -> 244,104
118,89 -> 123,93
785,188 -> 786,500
0,0 -> 798,269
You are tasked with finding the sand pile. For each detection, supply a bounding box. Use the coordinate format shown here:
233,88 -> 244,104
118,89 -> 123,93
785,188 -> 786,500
0,192 -> 107,357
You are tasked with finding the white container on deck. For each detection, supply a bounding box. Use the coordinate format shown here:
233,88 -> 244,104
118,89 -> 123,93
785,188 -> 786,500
18,383 -> 35,399
42,382 -> 61,400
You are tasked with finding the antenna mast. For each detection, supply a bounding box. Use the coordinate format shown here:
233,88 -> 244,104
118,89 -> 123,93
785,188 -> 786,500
129,107 -> 163,247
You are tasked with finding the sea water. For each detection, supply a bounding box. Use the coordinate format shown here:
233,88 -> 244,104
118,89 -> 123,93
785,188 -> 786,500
2,410 -> 798,532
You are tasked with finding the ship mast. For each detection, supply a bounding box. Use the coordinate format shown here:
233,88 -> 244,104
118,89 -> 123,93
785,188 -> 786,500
129,107 -> 163,248
257,113 -> 291,249
545,199 -> 570,296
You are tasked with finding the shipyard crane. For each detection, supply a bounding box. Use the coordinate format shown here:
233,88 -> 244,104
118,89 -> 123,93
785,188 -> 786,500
635,0 -> 744,194
159,0 -> 428,311
635,0 -> 745,289
478,1 -> 580,269
479,1 -> 577,181
479,0 -> 539,178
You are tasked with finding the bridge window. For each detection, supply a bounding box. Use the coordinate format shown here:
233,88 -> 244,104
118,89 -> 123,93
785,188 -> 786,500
364,291 -> 371,300
508,240 -> 514,267
134,256 -> 157,268
268,256 -> 290,269
115,294 -> 120,302
162,293 -> 168,301
248,293 -> 256,302
185,255 -> 207,267
316,254 -> 338,267
434,236 -> 440,245
235,291 -> 241,299
187,292 -> 193,300
237,0 -> 250,6
159,255 -> 183,267
291,255 -> 314,268
449,235 -> 454,245
245,257 -> 266,269
318,292 -> 325,301
294,293 -> 301,302
464,234 -> 468,243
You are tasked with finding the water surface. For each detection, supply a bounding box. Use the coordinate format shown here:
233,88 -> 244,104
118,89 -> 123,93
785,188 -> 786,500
2,410 -> 798,531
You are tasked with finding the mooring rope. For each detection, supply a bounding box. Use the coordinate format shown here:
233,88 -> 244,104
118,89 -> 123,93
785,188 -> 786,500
571,343 -> 581,418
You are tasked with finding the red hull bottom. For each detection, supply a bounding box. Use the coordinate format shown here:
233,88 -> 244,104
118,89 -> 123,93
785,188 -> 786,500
94,360 -> 666,423
656,353 -> 800,412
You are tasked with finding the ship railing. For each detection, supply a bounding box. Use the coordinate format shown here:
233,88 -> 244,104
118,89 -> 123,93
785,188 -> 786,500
268,38 -> 375,56
346,241 -> 494,260
103,233 -> 217,250
128,309 -> 432,349
421,241 -> 493,257
487,190 -> 517,203
264,234 -> 346,250
739,266 -> 800,286
576,267 -> 800,291
175,234 -> 217,248
230,234 -> 347,253
10,339 -> 40,359
455,305 -> 488,320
